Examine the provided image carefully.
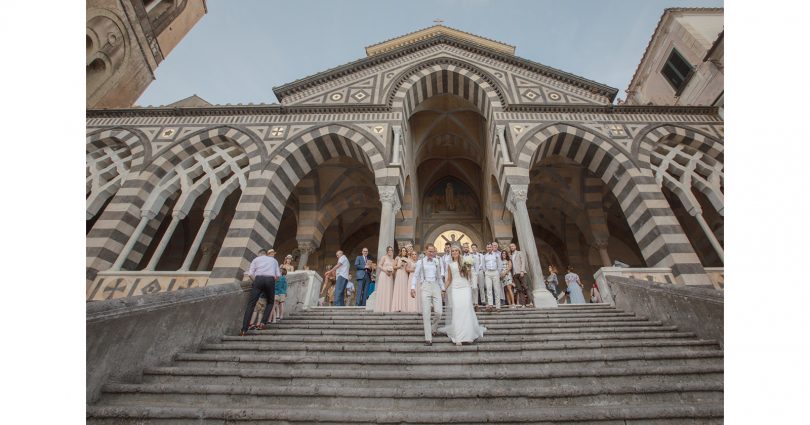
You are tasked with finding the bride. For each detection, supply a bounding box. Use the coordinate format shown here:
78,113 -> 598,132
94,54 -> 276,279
439,245 -> 486,346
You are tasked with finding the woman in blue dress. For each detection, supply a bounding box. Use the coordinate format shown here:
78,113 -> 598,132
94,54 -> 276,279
564,265 -> 587,304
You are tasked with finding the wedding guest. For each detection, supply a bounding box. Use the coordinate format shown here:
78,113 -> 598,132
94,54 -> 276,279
406,251 -> 420,312
490,242 -> 504,304
345,280 -> 355,306
353,247 -> 372,306
500,250 -> 515,306
471,243 -> 485,308
591,279 -> 603,303
546,265 -> 561,300
240,248 -> 280,336
391,247 -> 411,312
373,246 -> 396,312
482,243 -> 502,311
281,254 -> 295,273
565,265 -> 587,304
509,243 -> 534,307
321,265 -> 335,306
270,268 -> 288,322
442,242 -> 453,266
366,259 -> 376,297
325,250 -> 351,306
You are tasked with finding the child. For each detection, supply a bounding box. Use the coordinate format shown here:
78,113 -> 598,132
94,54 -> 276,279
345,280 -> 355,306
271,268 -> 288,323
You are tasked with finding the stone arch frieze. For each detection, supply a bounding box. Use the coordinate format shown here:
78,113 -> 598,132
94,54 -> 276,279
633,124 -> 724,170
388,58 -> 506,120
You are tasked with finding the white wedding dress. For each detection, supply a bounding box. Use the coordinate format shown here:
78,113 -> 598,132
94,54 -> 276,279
439,262 -> 486,344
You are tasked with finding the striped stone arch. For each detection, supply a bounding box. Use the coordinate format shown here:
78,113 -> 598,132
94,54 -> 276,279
634,124 -> 724,170
207,124 -> 390,285
514,123 -> 711,285
86,127 -> 149,170
388,58 -> 506,122
85,125 -> 265,285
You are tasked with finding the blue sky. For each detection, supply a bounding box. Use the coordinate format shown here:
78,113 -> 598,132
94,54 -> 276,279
137,0 -> 723,106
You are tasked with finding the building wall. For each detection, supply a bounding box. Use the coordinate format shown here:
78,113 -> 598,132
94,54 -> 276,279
86,0 -> 206,108
626,10 -> 723,107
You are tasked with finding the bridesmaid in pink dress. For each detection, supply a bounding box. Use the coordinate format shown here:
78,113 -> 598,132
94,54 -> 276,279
373,246 -> 395,313
390,247 -> 411,312
405,251 -> 420,312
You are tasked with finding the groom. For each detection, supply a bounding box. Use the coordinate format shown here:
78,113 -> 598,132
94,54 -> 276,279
410,243 -> 445,346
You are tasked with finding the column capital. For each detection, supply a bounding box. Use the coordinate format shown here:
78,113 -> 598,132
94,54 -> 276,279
506,184 -> 529,212
378,185 -> 401,212
593,238 -> 610,250
392,125 -> 403,137
296,240 -> 317,254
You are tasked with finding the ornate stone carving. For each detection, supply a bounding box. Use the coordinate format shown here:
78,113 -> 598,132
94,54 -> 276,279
506,185 -> 528,213
297,240 -> 316,254
378,186 -> 401,212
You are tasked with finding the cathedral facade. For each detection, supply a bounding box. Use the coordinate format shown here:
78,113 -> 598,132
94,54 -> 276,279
86,25 -> 724,305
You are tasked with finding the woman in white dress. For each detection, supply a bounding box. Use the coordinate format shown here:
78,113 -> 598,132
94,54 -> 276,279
564,265 -> 587,304
439,245 -> 487,346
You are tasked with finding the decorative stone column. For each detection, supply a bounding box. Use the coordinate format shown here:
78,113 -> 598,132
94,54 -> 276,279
391,126 -> 403,165
179,210 -> 214,271
594,238 -> 612,267
377,186 -> 401,264
507,185 -> 558,308
297,240 -> 317,270
692,208 -> 724,262
144,211 -> 186,270
110,209 -> 156,270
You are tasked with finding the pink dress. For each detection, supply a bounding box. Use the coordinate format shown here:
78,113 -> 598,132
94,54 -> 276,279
390,256 -> 411,312
373,256 -> 395,313
404,259 -> 421,312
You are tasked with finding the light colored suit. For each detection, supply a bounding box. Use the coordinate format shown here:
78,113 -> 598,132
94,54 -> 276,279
413,256 -> 446,342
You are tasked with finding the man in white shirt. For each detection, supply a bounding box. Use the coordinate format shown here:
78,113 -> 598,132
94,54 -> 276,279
326,250 -> 351,306
463,243 -> 479,306
241,248 -> 281,335
471,243 -> 485,308
441,242 -> 453,267
410,243 -> 446,346
482,243 -> 503,310
510,243 -> 534,306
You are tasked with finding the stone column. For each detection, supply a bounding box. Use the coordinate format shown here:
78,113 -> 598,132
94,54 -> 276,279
507,185 -> 557,308
594,238 -> 612,267
692,209 -> 724,263
179,211 -> 214,271
391,126 -> 403,165
297,240 -> 316,270
144,211 -> 186,271
376,186 -> 401,263
496,125 -> 513,165
110,210 -> 156,270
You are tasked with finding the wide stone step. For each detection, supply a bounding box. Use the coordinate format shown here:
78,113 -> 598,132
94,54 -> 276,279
222,330 -> 699,344
275,316 -> 649,326
171,350 -> 724,370
99,380 -> 723,410
141,364 -> 724,389
294,307 -> 620,317
265,321 -> 660,331
288,310 -> 637,318
199,338 -> 720,356
86,402 -> 723,424
252,324 -> 679,336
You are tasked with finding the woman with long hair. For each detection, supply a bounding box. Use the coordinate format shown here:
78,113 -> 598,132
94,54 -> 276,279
438,245 -> 486,346
390,246 -> 411,312
373,246 -> 396,312
564,265 -> 587,304
500,250 -> 515,306
405,250 -> 420,312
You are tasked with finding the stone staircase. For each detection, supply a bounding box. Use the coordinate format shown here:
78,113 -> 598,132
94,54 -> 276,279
87,304 -> 724,424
